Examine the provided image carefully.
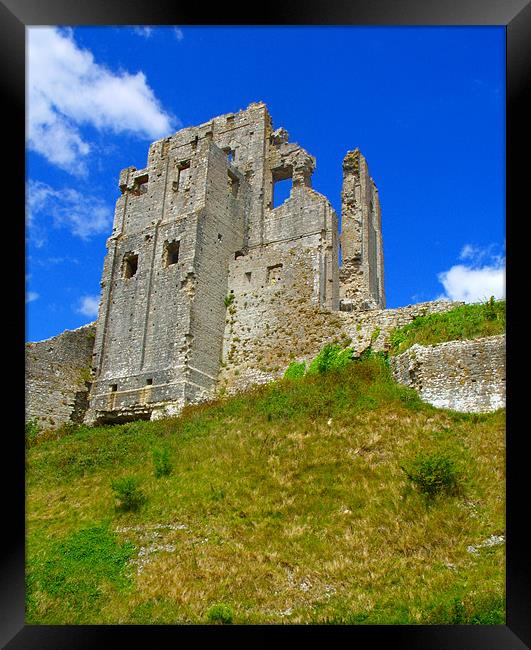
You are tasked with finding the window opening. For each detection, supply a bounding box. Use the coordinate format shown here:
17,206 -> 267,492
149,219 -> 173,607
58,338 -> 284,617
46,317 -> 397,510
174,161 -> 191,191
110,384 -> 118,392
122,253 -> 138,279
272,177 -> 292,208
163,240 -> 180,267
133,173 -> 148,195
146,378 -> 153,386
228,170 -> 239,197
223,147 -> 235,163
245,272 -> 252,283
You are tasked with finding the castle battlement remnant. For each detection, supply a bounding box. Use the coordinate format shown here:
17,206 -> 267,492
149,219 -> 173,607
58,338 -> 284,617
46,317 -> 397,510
83,102 -> 386,424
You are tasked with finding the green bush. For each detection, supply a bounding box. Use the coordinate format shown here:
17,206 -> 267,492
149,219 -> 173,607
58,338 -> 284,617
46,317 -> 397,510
111,475 -> 146,511
206,603 -> 234,624
307,344 -> 353,375
152,446 -> 173,478
356,347 -> 388,364
283,360 -> 306,380
484,295 -> 498,321
401,452 -> 461,498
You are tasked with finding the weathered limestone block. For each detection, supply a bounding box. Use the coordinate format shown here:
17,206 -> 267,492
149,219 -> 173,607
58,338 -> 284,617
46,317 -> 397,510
390,335 -> 505,412
25,323 -> 96,429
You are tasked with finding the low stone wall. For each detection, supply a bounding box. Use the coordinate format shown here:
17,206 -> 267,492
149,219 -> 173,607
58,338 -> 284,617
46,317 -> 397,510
25,311 -> 505,426
390,335 -> 505,412
25,323 -> 96,430
218,297 -> 464,396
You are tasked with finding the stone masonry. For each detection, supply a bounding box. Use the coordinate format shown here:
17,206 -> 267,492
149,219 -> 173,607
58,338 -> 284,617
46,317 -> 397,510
25,323 -> 96,429
390,335 -> 506,412
25,103 -> 505,427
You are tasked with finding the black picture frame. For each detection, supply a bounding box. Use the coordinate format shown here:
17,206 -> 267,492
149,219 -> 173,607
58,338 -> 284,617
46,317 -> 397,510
8,1 -> 530,647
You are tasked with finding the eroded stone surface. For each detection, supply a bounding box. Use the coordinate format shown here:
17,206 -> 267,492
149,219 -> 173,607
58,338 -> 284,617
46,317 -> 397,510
390,335 -> 506,412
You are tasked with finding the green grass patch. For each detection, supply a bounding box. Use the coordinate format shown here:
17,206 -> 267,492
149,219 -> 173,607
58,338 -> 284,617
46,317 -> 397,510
389,298 -> 505,355
26,524 -> 135,624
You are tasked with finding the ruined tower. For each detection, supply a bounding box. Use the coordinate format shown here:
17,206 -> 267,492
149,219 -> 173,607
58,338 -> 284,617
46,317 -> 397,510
84,103 -> 384,424
339,149 -> 385,310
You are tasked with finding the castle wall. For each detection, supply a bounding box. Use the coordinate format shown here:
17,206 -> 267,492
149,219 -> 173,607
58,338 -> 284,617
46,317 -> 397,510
261,185 -> 339,309
390,335 -> 505,412
218,270 -> 463,394
25,324 -> 96,430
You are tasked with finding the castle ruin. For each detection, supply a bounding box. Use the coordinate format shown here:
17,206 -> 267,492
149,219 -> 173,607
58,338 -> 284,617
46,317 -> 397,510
25,102 -> 505,430
85,102 -> 385,424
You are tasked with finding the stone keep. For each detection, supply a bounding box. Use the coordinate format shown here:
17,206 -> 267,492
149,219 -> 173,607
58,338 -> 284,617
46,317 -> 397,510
85,102 -> 385,424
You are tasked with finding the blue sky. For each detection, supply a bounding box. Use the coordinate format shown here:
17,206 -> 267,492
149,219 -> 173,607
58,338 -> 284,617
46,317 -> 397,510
26,26 -> 505,342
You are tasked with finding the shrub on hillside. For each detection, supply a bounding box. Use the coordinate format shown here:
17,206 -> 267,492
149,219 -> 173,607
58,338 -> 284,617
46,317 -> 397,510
25,419 -> 41,447
206,603 -> 234,624
307,343 -> 353,375
152,446 -> 173,478
401,452 -> 461,498
111,476 -> 146,512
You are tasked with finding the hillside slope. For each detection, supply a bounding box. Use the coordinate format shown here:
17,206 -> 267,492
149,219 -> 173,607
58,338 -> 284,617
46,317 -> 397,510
26,352 -> 505,625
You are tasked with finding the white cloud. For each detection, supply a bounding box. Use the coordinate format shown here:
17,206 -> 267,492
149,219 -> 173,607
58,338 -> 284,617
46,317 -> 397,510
27,27 -> 176,174
132,26 -> 154,38
26,291 -> 39,303
459,244 -> 480,261
77,295 -> 100,318
437,244 -> 505,303
27,179 -> 113,241
131,25 -> 184,40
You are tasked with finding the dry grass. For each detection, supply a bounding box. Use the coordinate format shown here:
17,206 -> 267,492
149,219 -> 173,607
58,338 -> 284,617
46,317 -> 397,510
26,357 -> 505,624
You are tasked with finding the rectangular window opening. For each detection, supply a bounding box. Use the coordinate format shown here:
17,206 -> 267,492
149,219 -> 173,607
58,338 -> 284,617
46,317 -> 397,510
228,170 -> 240,197
122,253 -> 138,279
133,173 -> 148,195
272,175 -> 293,208
174,161 -> 191,191
146,378 -> 153,386
163,240 -> 180,267
222,147 -> 235,163
110,384 -> 118,392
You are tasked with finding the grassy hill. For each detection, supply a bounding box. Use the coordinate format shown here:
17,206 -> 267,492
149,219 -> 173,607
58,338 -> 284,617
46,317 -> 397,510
26,350 -> 505,625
